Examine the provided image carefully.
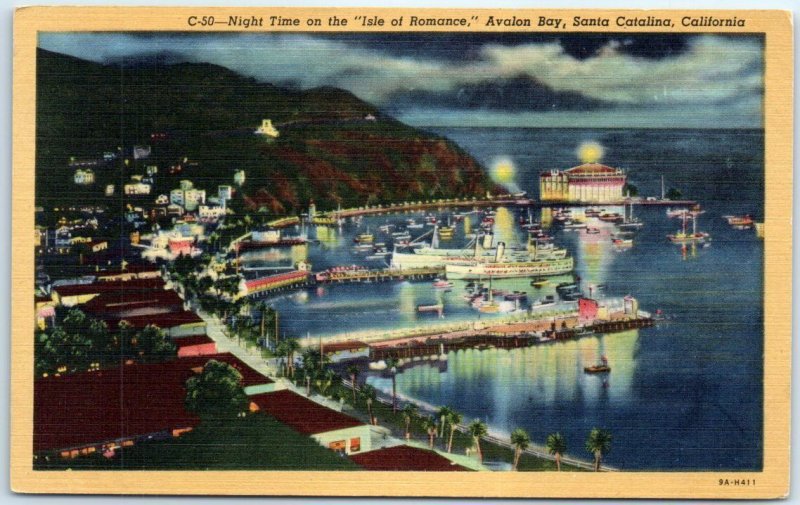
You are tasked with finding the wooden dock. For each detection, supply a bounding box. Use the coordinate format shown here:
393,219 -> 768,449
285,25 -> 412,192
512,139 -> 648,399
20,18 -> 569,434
314,266 -> 444,284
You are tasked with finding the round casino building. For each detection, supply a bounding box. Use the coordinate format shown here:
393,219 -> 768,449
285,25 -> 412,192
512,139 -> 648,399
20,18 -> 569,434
539,163 -> 626,204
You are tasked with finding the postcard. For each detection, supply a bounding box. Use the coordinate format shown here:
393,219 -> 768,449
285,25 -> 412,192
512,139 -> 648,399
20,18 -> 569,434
11,6 -> 792,499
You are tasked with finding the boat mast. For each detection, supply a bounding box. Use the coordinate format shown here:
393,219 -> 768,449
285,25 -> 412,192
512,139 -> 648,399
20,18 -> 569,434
661,176 -> 665,200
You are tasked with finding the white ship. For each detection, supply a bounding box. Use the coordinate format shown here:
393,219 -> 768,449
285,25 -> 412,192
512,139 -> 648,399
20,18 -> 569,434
444,242 -> 574,280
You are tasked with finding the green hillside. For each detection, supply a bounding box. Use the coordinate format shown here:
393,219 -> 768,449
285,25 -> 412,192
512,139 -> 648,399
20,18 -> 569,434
36,48 -> 500,215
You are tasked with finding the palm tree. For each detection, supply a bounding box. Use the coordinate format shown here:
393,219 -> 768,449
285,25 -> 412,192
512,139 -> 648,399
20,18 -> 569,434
510,428 -> 530,471
437,406 -> 453,439
401,404 -> 418,440
468,419 -> 488,463
423,416 -> 438,449
274,340 -> 288,377
446,410 -> 462,453
384,356 -> 399,412
255,301 -> 273,343
546,432 -> 568,472
585,428 -> 612,472
346,364 -> 359,405
360,384 -> 377,425
284,338 -> 301,377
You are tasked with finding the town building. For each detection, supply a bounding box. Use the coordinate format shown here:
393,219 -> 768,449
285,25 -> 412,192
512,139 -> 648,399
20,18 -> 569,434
218,185 -> 233,203
539,163 -> 626,203
33,353 -> 276,458
350,445 -> 467,471
73,169 -> 95,185
254,118 -> 280,138
170,181 -> 206,212
50,277 -> 166,307
198,204 -> 226,220
249,390 -> 370,455
234,170 -> 246,186
124,182 -> 152,196
175,334 -> 218,357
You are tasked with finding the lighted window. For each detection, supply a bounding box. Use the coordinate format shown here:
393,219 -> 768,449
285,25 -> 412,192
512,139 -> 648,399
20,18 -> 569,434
349,437 -> 361,452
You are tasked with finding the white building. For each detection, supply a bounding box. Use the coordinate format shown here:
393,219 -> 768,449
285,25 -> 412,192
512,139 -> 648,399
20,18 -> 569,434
73,169 -> 95,185
170,181 -> 206,212
155,194 -> 169,205
218,185 -> 233,203
124,182 -> 152,195
255,119 -> 280,138
234,170 -> 246,186
198,205 -> 226,220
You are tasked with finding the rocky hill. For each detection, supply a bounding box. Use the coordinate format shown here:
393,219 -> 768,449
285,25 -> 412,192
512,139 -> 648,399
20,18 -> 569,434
36,48 -> 501,215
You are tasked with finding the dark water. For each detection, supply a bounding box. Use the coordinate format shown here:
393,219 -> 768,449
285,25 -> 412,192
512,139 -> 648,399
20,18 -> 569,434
259,128 -> 764,471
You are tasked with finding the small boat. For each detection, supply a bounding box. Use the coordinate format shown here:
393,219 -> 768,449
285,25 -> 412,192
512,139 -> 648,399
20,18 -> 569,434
612,237 -> 633,248
668,212 -> 710,244
666,208 -> 688,218
504,291 -> 528,301
585,208 -> 602,218
584,364 -> 611,374
532,295 -> 556,307
598,213 -> 623,223
562,220 -> 587,230
355,227 -> 374,244
417,303 -> 444,314
432,279 -> 454,289
723,214 -> 754,229
584,356 -> 611,374
531,278 -> 549,288
585,227 -> 601,235
378,224 -> 394,233
406,219 -> 424,230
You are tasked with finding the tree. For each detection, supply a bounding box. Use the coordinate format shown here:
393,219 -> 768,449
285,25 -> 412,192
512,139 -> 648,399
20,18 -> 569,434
468,419 -> 488,463
446,410 -> 462,453
510,428 -> 530,471
255,301 -> 274,342
437,406 -> 453,439
34,326 -> 92,376
423,416 -> 438,449
585,428 -> 612,472
384,356 -> 399,413
402,404 -> 418,440
185,359 -> 247,423
546,432 -> 568,472
301,347 -> 329,375
622,182 -> 638,197
666,187 -> 683,200
135,324 -> 176,361
284,338 -> 301,377
346,364 -> 359,405
360,384 -> 377,425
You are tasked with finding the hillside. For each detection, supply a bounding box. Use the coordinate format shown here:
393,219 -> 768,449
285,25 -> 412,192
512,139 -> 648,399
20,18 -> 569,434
35,48 -> 501,215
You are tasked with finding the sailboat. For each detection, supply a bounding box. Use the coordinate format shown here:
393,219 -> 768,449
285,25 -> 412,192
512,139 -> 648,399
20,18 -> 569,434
618,202 -> 643,229
667,210 -> 710,244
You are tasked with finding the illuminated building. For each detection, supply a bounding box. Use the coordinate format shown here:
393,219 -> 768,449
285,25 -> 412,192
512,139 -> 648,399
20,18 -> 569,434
539,163 -> 626,203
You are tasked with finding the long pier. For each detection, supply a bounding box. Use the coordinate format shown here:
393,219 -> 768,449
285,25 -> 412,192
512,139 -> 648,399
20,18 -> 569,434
314,266 -> 443,284
367,316 -> 654,361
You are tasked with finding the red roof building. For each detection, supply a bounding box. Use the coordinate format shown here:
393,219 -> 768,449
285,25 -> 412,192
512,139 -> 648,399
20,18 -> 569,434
350,445 -> 468,471
175,334 -> 218,357
51,277 -> 166,307
101,310 -> 207,338
34,353 -> 273,457
82,288 -> 185,319
249,390 -> 370,455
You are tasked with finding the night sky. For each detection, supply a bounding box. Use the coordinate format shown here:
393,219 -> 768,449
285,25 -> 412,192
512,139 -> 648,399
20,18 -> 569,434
39,32 -> 763,128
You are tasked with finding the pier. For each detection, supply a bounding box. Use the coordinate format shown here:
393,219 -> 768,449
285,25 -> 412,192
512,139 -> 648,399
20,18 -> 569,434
314,266 -> 444,284
367,315 -> 653,361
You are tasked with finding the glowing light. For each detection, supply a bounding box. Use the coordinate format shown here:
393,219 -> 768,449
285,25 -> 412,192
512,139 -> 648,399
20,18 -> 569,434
577,141 -> 605,164
491,157 -> 517,184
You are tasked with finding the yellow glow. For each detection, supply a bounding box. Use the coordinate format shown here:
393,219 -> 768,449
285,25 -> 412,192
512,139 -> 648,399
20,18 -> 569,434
577,141 -> 604,164
491,157 -> 516,183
